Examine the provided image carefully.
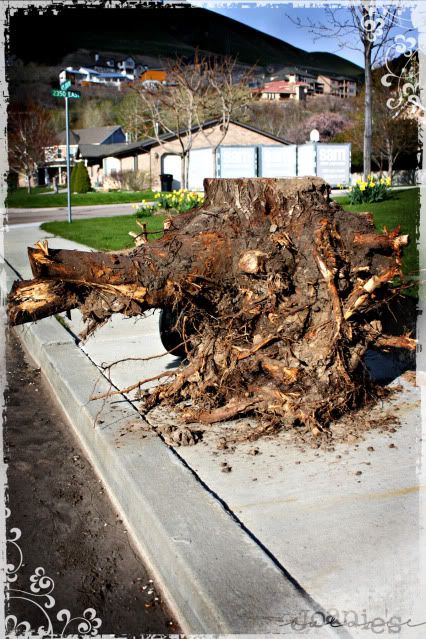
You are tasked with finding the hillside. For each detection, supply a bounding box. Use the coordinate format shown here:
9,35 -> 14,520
8,4 -> 363,80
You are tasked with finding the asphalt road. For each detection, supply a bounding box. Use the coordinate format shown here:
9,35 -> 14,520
4,329 -> 179,636
6,202 -> 135,225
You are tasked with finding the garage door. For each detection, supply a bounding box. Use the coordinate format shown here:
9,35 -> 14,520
217,146 -> 257,178
188,148 -> 215,190
259,145 -> 297,177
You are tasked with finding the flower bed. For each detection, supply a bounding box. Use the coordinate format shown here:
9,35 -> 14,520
347,176 -> 392,204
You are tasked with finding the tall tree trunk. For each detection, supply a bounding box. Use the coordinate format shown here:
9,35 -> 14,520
385,138 -> 394,184
363,38 -> 373,180
181,153 -> 187,190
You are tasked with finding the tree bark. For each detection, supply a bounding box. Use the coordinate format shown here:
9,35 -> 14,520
8,177 -> 414,433
363,31 -> 373,180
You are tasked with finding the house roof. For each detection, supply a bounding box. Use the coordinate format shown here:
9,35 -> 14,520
97,72 -> 133,79
114,119 -> 290,156
78,142 -> 134,159
57,126 -> 123,146
259,80 -> 308,93
77,119 -> 290,162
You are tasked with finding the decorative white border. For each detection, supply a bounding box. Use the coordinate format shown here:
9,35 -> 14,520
0,1 -> 425,637
5,508 -> 102,638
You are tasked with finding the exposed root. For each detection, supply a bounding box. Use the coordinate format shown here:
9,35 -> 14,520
7,177 -> 417,442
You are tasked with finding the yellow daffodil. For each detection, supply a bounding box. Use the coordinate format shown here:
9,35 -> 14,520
359,182 -> 367,191
386,176 -> 391,186
369,181 -> 375,188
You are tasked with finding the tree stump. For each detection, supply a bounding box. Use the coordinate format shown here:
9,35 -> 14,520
8,177 -> 415,433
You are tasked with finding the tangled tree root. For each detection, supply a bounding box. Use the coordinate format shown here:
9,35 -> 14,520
8,177 -> 416,437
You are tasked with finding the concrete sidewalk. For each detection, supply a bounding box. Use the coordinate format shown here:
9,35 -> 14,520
1,224 -> 424,637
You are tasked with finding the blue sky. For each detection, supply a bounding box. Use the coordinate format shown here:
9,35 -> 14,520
188,2 -> 416,69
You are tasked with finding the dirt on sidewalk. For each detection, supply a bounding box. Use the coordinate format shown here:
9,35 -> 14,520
3,329 -> 180,636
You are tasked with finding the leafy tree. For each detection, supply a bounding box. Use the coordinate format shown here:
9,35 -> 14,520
70,161 -> 91,193
8,101 -> 58,192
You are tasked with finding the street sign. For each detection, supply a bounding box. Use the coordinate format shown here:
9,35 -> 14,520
60,80 -> 71,91
51,88 -> 81,99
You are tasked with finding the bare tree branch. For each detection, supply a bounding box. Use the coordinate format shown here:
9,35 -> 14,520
126,52 -> 253,188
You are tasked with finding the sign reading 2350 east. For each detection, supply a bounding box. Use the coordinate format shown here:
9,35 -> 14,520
51,88 -> 81,99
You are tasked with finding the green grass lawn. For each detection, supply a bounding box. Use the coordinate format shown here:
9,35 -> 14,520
7,188 -> 155,208
333,188 -> 420,295
41,214 -> 166,251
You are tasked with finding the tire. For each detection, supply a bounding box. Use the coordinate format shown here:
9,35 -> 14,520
159,307 -> 187,358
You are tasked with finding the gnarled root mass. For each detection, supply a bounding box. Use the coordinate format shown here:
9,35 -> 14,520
8,177 -> 415,435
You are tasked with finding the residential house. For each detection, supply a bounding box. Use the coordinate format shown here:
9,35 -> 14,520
255,80 -> 308,102
74,119 -> 291,191
317,74 -> 357,98
43,126 -> 127,186
285,70 -> 321,96
286,69 -> 357,98
138,69 -> 167,85
62,66 -> 134,89
94,53 -> 144,77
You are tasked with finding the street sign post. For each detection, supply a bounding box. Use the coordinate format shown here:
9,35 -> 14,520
51,81 -> 81,223
64,96 -> 72,224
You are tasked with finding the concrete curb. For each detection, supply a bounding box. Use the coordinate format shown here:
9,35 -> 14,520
13,317 -> 341,636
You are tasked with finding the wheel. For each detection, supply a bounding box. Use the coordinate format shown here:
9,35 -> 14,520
159,307 -> 187,358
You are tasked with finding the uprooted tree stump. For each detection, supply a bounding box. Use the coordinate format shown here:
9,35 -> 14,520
8,177 -> 416,435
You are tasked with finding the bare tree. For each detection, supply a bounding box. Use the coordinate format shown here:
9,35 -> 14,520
290,2 -> 407,179
334,68 -> 419,180
116,91 -> 153,142
132,54 -> 253,188
371,77 -> 419,180
8,102 -> 58,192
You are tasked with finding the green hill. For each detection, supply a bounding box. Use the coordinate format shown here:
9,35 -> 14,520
8,4 -> 363,80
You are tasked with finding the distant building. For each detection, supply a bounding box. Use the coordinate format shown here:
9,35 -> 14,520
138,69 -> 167,84
317,74 -> 357,98
286,69 -> 357,98
255,80 -> 308,102
61,66 -> 134,89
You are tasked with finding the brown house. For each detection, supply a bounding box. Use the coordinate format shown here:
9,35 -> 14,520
77,119 -> 290,190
